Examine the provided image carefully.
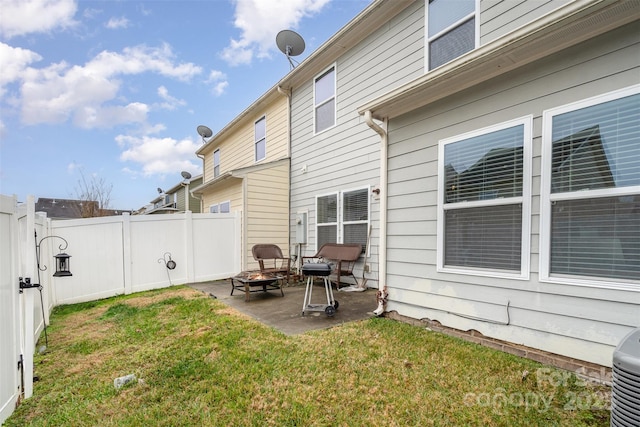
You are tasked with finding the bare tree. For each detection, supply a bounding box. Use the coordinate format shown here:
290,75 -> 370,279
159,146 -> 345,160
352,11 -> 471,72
74,170 -> 113,217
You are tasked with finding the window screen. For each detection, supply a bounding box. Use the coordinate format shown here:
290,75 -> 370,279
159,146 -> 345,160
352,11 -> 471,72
255,117 -> 266,162
427,0 -> 475,70
442,122 -> 526,272
548,92 -> 640,281
314,67 -> 336,133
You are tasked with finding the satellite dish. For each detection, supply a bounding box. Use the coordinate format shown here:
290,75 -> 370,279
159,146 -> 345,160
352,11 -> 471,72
197,125 -> 213,143
181,171 -> 192,180
157,187 -> 163,194
276,29 -> 305,69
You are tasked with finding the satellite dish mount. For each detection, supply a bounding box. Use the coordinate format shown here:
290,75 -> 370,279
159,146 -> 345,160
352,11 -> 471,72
276,30 -> 305,70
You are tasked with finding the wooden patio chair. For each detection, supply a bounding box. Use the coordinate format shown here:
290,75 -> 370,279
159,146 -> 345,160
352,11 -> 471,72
301,243 -> 362,290
251,244 -> 291,283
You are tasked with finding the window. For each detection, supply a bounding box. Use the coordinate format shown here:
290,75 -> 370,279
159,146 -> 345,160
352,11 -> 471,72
438,117 -> 531,277
426,0 -> 477,70
209,201 -> 230,214
314,66 -> 336,133
541,86 -> 640,286
213,149 -> 220,178
316,187 -> 369,253
255,116 -> 266,162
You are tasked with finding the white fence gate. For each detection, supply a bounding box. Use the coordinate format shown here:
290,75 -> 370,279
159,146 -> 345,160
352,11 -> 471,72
0,194 -> 241,424
0,195 -> 20,424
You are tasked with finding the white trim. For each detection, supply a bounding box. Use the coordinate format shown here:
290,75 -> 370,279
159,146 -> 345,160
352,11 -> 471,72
437,116 -> 532,280
539,84 -> 640,291
313,63 -> 337,135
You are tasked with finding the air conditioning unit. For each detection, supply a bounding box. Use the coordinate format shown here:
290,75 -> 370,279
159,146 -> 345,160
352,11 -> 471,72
611,327 -> 640,427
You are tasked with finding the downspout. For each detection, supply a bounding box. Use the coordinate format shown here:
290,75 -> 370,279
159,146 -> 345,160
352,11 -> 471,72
364,110 -> 388,317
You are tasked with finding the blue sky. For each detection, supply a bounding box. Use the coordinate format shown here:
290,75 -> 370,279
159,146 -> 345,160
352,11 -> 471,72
0,0 -> 371,210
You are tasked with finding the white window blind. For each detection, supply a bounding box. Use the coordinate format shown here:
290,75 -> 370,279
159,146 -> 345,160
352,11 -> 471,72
548,91 -> 640,281
343,188 -> 369,253
440,120 -> 529,273
317,193 -> 337,248
316,188 -> 369,252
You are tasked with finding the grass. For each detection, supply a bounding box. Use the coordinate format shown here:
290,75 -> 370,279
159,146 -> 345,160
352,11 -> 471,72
5,286 -> 610,426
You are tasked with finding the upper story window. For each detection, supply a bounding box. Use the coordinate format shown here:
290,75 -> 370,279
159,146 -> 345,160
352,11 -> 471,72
316,187 -> 369,254
426,0 -> 477,70
255,116 -> 266,162
438,117 -> 532,277
213,149 -> 220,178
540,86 -> 640,287
314,65 -> 336,134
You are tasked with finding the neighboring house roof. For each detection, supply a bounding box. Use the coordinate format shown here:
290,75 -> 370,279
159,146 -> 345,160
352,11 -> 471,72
138,174 -> 203,215
358,0 -> 640,120
191,159 -> 288,195
35,198 -> 130,219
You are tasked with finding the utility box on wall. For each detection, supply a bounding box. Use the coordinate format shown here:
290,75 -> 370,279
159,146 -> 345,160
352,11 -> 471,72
295,212 -> 307,244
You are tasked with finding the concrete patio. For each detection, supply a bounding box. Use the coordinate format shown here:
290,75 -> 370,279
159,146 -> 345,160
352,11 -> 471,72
189,279 -> 377,335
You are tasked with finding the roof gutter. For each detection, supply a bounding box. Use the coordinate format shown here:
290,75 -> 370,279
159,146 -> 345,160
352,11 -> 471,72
364,110 -> 388,316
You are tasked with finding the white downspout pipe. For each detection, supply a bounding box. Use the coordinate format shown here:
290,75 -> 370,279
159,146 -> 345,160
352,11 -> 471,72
364,111 -> 388,316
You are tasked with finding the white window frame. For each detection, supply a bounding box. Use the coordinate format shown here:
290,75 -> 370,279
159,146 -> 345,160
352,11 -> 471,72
255,115 -> 266,163
437,116 -> 532,279
425,0 -> 479,71
313,64 -> 337,135
539,85 -> 640,290
213,149 -> 220,178
209,200 -> 230,214
315,186 -> 370,253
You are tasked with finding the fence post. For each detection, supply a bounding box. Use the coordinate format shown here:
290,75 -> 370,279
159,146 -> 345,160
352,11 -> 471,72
21,196 -> 36,398
184,211 -> 195,284
122,213 -> 132,295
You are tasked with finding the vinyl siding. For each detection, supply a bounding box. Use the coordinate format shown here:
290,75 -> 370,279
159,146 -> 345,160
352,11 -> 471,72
246,161 -> 290,270
290,0 -> 426,278
384,23 -> 640,366
480,0 -> 572,45
199,96 -> 288,182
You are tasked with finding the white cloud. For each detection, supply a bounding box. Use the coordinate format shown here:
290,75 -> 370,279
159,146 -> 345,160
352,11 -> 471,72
0,42 -> 42,97
117,134 -> 201,176
206,70 -> 228,97
105,16 -> 129,30
17,43 -> 201,128
157,86 -> 186,110
221,0 -> 330,66
0,0 -> 78,38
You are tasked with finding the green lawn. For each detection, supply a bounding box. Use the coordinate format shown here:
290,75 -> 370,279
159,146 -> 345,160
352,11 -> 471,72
5,286 -> 610,426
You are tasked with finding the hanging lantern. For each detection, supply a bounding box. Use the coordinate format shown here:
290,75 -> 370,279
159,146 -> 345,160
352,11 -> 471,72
53,252 -> 72,277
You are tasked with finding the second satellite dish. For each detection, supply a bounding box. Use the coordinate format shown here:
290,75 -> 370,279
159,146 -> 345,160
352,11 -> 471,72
276,30 -> 305,69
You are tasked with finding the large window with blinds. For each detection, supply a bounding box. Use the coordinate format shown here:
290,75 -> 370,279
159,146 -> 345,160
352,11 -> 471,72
426,0 -> 477,70
438,117 -> 531,277
316,188 -> 369,253
541,86 -> 640,286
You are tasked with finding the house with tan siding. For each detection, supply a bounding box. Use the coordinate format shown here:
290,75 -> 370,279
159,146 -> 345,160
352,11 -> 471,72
192,88 -> 290,270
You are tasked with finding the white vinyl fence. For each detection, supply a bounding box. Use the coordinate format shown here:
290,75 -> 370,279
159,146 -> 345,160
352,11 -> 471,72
0,194 -> 241,424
